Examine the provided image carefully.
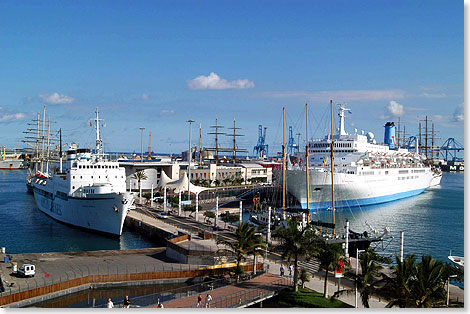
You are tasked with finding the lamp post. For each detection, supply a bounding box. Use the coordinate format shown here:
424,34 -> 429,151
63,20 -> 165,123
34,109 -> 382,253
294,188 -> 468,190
187,120 -> 194,200
447,274 -> 458,306
139,127 -> 145,162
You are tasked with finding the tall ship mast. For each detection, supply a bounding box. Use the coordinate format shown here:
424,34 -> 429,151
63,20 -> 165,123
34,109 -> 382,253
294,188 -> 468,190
288,103 -> 442,212
29,108 -> 135,236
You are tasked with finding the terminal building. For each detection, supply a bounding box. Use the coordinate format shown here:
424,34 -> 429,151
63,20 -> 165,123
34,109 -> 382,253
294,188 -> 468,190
119,158 -> 272,192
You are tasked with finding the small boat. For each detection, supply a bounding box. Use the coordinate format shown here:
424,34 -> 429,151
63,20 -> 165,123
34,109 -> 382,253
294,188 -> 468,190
448,255 -> 464,270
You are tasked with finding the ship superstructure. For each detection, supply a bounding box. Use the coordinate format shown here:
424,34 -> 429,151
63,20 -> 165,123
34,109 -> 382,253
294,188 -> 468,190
288,105 -> 442,211
31,108 -> 134,236
0,146 -> 24,169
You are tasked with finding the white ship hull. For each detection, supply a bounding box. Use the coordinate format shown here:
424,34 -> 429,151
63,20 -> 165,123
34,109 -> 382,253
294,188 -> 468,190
0,159 -> 23,169
286,167 -> 438,211
32,180 -> 134,236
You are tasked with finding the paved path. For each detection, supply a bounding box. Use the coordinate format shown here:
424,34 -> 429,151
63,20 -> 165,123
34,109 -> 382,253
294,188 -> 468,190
150,273 -> 290,308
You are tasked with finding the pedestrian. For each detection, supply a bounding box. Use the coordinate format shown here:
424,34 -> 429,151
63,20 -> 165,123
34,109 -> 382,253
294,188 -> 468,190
288,264 -> 293,277
280,264 -> 285,277
107,298 -> 114,308
197,294 -> 203,308
205,293 -> 212,308
123,295 -> 131,308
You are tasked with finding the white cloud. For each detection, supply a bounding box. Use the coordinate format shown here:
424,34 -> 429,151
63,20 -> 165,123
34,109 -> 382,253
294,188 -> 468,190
452,103 -> 464,122
160,109 -> 175,116
0,112 -> 25,122
187,72 -> 255,90
386,100 -> 404,118
261,89 -> 404,101
39,92 -> 75,104
420,92 -> 447,98
141,93 -> 150,100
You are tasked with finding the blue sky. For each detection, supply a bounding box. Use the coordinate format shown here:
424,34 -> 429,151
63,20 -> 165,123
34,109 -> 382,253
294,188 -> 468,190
0,0 -> 463,156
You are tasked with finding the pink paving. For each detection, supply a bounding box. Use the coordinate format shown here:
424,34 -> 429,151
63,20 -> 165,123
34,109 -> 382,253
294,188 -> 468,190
150,273 -> 291,308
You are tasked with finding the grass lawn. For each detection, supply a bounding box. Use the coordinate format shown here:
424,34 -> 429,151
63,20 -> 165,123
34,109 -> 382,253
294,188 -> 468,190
256,287 -> 352,308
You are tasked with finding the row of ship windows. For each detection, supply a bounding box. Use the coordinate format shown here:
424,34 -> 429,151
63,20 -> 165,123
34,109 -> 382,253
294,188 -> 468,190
77,165 -> 118,169
313,143 -> 353,148
311,150 -> 355,153
398,176 -> 419,180
72,175 -> 124,179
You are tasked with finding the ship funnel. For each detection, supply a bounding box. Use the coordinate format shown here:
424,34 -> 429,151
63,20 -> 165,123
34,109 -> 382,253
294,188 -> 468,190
384,122 -> 396,149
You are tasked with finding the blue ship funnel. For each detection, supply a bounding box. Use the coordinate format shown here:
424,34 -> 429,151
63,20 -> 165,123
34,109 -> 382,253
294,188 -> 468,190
384,122 -> 396,149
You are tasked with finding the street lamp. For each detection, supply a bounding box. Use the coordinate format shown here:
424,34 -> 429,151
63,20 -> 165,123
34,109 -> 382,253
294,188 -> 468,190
139,127 -> 145,162
187,119 -> 194,200
355,248 -> 365,308
447,274 -> 458,306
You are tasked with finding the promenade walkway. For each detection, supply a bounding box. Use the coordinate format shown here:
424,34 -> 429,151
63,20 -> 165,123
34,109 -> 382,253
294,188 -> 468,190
150,273 -> 290,308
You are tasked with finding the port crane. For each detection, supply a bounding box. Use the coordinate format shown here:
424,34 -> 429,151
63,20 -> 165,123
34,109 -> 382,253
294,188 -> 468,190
253,124 -> 268,159
440,138 -> 464,162
286,126 -> 298,155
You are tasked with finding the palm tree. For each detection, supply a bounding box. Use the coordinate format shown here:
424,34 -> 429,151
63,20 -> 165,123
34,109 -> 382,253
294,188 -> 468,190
273,218 -> 319,292
132,170 -> 147,204
413,255 -> 446,308
381,254 -> 417,308
382,254 -> 447,308
217,222 -> 266,275
356,249 -> 390,308
315,240 -> 343,298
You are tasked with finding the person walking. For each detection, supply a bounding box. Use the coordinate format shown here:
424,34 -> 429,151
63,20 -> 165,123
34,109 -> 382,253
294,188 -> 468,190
123,295 -> 131,308
197,294 -> 203,308
288,264 -> 293,277
107,298 -> 114,308
280,264 -> 285,277
205,294 -> 212,308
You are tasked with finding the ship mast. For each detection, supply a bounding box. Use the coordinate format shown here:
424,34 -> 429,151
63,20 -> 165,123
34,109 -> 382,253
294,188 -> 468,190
41,106 -> 46,172
330,100 -> 336,236
94,107 -> 104,158
199,123 -> 202,166
305,104 -> 310,223
282,106 -> 286,217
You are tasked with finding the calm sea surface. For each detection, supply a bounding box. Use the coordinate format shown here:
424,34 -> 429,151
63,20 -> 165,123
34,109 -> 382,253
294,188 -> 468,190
1,170 -> 464,263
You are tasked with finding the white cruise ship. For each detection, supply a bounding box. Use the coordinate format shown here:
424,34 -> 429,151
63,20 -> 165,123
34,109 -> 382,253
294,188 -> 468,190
287,105 -> 442,211
31,109 -> 134,236
0,146 -> 24,169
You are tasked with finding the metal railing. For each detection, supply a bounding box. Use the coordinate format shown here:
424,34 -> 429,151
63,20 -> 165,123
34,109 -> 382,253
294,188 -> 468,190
92,277 -> 232,308
188,277 -> 291,308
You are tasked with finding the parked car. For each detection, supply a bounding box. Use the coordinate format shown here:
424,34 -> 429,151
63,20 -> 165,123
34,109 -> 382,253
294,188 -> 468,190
18,264 -> 35,277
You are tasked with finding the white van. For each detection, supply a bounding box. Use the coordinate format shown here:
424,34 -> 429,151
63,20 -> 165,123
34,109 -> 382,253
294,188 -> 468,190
18,264 -> 35,277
